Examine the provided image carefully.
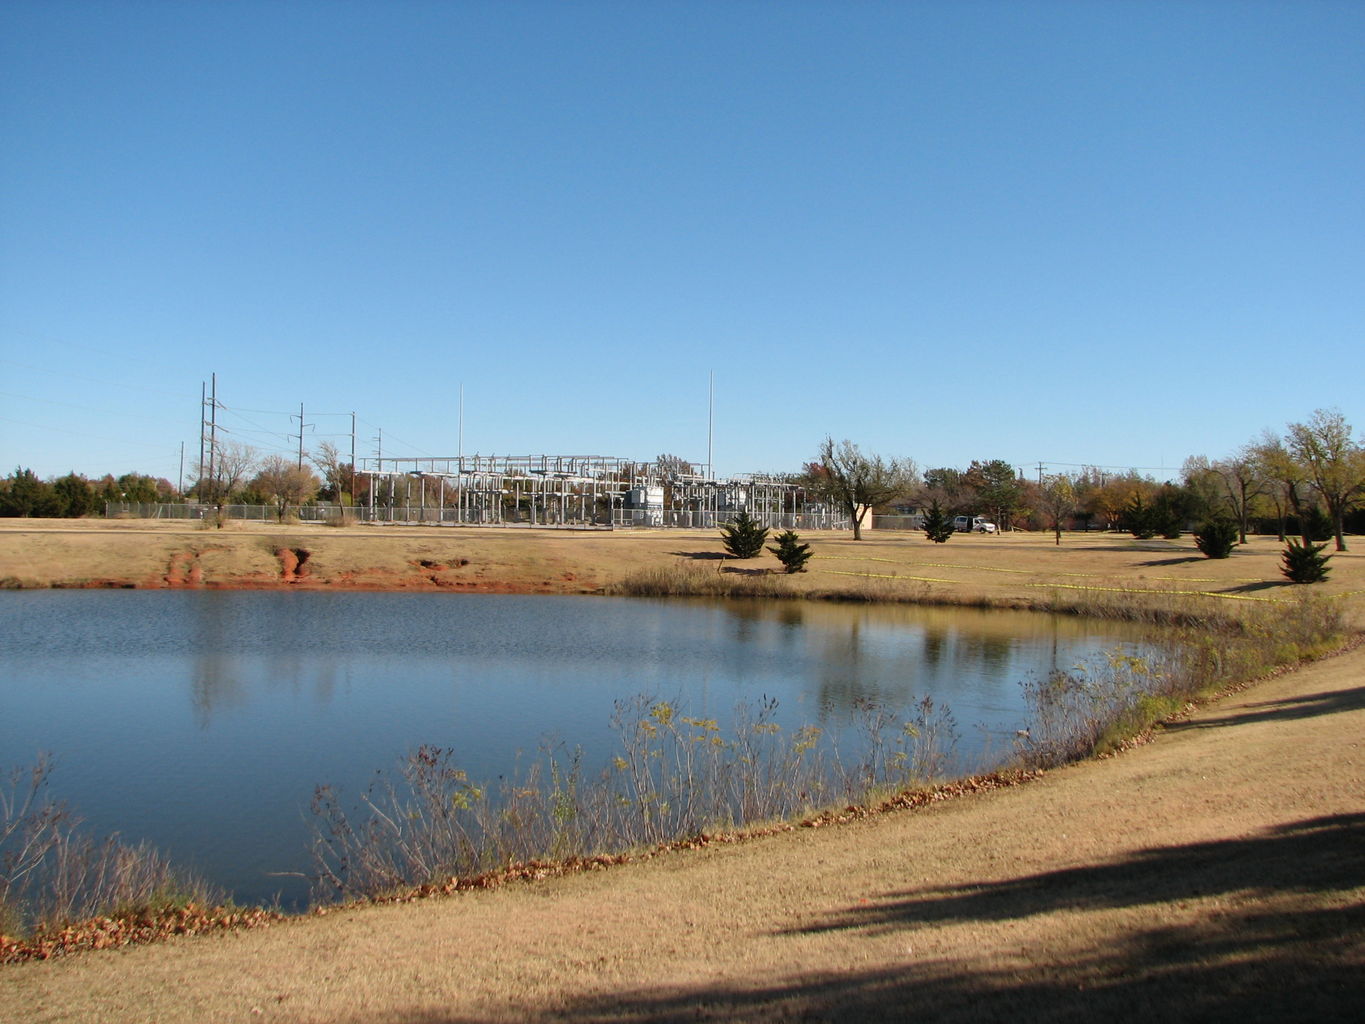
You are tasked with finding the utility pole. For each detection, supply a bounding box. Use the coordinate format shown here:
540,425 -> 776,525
707,370 -> 714,481
201,373 -> 219,504
209,374 -> 218,503
349,412 -> 356,508
198,381 -> 206,495
292,402 -> 309,468
1037,462 -> 1045,486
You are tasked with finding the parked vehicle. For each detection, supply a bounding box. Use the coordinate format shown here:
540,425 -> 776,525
953,515 -> 997,533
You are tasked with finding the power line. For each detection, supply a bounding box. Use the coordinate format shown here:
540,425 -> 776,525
0,389 -> 181,424
0,413 -> 180,452
1035,459 -> 1184,474
0,348 -> 189,402
216,407 -> 295,446
354,416 -> 437,458
228,406 -> 354,418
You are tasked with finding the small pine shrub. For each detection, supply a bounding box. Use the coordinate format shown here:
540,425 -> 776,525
1281,538 -> 1332,584
767,530 -> 813,573
921,500 -> 955,544
1124,495 -> 1157,539
1194,519 -> 1238,559
1152,487 -> 1186,539
720,511 -> 769,559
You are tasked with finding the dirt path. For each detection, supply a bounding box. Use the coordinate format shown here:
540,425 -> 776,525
5,642 -> 1362,1022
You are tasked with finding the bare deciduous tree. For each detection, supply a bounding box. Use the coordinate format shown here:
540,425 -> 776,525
813,438 -> 918,541
252,455 -> 321,522
1213,447 -> 1269,545
1251,432 -> 1306,541
311,442 -> 353,505
193,441 -> 257,509
1286,409 -> 1365,552
1038,473 -> 1076,546
1188,447 -> 1268,545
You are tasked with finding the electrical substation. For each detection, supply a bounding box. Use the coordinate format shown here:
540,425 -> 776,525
354,453 -> 839,530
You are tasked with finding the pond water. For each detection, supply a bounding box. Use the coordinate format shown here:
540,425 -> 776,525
0,591 -> 1148,909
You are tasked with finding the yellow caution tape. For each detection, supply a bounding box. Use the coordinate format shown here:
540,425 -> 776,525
815,570 -> 958,584
1018,582 -> 1281,603
824,556 -> 1094,578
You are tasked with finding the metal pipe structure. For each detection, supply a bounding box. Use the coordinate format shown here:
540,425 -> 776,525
351,454 -> 838,529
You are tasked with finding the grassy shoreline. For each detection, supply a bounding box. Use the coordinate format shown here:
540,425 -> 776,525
2,517 -> 1363,616
2,520 -> 1361,961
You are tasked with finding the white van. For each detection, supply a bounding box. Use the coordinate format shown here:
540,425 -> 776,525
953,515 -> 997,534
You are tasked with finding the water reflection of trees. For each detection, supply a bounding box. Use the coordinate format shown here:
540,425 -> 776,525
183,594 -> 1130,735
188,594 -> 340,728
190,653 -> 248,729
189,595 -> 248,729
719,600 -> 1134,726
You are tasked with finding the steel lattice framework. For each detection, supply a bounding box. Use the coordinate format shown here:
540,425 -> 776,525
353,454 -> 841,529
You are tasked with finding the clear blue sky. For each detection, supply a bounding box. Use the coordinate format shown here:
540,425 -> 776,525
2,0 -> 1361,485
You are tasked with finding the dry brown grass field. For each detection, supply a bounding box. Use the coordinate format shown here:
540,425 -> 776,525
2,518 -> 1363,626
1,519 -> 1362,1022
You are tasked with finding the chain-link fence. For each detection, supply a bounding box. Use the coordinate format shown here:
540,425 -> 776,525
105,502 -> 849,532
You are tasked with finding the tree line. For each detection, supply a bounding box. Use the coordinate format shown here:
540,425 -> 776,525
5,409 -> 1363,549
799,408 -> 1365,551
0,441 -> 358,522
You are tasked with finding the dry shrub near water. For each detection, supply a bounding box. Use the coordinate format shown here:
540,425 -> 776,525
311,594 -> 1346,905
309,694 -> 960,902
1025,587 -> 1218,627
614,562 -> 939,605
10,586 -> 1347,931
1,757 -> 224,941
610,561 -> 791,598
1017,594 -> 1345,767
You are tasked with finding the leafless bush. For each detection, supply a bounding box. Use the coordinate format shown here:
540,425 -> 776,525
321,508 -> 356,527
1,757 -> 221,936
1,757 -> 64,934
309,594 -> 1347,906
840,695 -> 959,797
603,695 -> 835,846
610,562 -> 791,598
1016,596 -> 1345,768
309,694 -> 961,903
1016,649 -> 1177,767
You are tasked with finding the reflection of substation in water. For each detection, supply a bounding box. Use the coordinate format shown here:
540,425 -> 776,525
353,453 -> 840,530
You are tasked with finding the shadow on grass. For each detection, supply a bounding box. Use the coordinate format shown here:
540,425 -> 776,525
1218,580 -> 1293,594
367,815 -> 1364,1024
1166,685 -> 1365,731
1070,543 -> 1184,554
1138,556 -> 1207,567
780,813 -> 1363,934
669,550 -> 728,560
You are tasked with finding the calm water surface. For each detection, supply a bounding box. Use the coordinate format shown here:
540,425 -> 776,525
0,591 -> 1147,908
